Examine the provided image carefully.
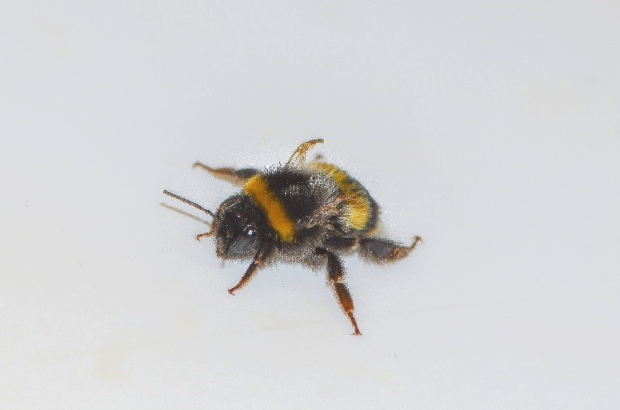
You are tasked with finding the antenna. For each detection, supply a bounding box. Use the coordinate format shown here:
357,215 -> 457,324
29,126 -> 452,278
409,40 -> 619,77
162,190 -> 217,220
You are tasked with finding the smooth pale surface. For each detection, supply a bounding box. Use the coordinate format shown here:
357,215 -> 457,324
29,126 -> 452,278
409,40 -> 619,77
1,1 -> 619,409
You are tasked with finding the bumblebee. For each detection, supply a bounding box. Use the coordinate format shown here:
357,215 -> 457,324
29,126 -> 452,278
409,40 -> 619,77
163,139 -> 421,335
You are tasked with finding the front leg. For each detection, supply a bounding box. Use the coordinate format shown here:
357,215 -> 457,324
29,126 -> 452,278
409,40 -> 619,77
317,248 -> 361,335
228,242 -> 274,295
193,162 -> 259,186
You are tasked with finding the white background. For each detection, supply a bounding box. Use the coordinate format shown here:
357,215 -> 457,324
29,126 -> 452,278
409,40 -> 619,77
1,1 -> 619,409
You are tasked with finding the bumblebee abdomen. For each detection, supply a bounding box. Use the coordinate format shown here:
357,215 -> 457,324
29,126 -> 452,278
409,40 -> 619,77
308,162 -> 378,233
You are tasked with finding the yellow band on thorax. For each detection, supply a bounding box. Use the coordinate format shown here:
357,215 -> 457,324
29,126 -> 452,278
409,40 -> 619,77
243,175 -> 296,242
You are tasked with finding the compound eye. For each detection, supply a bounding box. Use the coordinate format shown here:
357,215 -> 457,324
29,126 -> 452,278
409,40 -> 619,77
245,226 -> 256,237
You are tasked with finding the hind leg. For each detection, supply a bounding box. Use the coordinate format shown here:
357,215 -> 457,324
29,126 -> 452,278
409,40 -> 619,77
360,236 -> 422,263
323,237 -> 359,253
193,162 -> 259,186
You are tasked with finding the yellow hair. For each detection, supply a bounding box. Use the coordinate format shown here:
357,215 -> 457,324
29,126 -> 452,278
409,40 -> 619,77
243,175 -> 296,242
309,162 -> 371,231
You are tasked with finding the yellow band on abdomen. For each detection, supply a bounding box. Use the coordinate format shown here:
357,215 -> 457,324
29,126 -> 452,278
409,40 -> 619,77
309,162 -> 371,231
243,175 -> 296,242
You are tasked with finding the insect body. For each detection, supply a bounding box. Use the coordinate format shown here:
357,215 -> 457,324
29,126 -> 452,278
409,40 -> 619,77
163,139 -> 421,335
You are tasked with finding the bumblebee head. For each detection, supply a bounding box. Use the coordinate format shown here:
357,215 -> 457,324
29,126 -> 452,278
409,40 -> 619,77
163,190 -> 267,260
213,195 -> 267,259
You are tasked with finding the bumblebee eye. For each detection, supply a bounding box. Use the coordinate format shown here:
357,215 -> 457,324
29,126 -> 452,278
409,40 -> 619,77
245,226 -> 256,236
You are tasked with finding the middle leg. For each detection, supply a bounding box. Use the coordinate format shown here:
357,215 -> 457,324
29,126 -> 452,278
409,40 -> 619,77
316,247 -> 361,335
286,139 -> 324,166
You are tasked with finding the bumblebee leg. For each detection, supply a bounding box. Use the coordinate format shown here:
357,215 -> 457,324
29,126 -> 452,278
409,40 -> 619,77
360,236 -> 422,263
196,229 -> 215,241
286,139 -> 324,165
193,162 -> 259,186
323,236 -> 359,252
317,248 -> 361,335
228,243 -> 273,295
